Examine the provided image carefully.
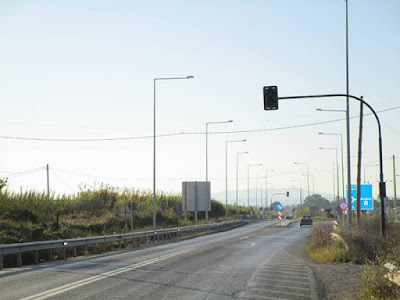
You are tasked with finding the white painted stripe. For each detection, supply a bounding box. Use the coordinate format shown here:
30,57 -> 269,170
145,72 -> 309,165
21,248 -> 194,300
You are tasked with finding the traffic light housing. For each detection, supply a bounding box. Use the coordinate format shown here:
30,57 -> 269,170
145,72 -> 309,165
263,86 -> 278,110
286,191 -> 289,197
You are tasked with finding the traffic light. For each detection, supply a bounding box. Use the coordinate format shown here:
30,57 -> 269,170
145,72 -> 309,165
263,86 -> 278,110
286,191 -> 289,197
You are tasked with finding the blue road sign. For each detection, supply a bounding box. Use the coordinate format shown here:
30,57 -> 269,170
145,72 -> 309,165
346,184 -> 373,210
277,203 -> 284,211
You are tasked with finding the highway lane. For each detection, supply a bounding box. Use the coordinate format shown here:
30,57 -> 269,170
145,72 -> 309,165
0,220 -> 318,299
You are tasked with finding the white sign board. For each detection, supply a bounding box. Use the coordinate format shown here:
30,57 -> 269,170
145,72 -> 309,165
182,181 -> 211,212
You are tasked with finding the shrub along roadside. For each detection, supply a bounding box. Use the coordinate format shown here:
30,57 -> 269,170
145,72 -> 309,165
306,218 -> 400,298
0,185 -> 247,245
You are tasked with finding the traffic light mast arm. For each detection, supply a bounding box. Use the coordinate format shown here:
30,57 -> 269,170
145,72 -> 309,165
278,92 -> 386,236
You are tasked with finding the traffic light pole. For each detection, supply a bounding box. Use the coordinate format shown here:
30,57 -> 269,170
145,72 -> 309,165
278,93 -> 386,237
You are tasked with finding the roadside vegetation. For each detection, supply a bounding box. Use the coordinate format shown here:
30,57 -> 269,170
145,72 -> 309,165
0,184 -> 250,245
307,217 -> 400,299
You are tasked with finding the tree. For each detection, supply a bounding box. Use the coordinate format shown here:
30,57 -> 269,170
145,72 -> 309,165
303,194 -> 330,208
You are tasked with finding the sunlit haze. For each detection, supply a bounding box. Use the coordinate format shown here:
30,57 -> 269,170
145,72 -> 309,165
1,0 -> 399,206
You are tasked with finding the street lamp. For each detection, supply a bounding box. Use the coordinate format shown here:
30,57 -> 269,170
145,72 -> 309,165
206,120 -> 233,222
153,75 -> 194,228
292,179 -> 302,205
248,163 -> 262,214
363,163 -> 378,184
319,147 -> 340,204
294,162 -> 310,197
316,107 -> 351,227
302,174 -> 314,195
319,132 -> 345,201
265,169 -> 274,209
226,139 -> 246,219
236,152 -> 248,219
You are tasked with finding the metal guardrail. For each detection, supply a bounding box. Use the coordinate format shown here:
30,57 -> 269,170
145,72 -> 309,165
0,220 -> 244,270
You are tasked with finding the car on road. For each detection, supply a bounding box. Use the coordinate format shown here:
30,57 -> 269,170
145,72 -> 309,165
285,216 -> 293,219
300,215 -> 313,226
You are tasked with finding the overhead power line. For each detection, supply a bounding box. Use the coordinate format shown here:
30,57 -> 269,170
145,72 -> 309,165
0,105 -> 399,142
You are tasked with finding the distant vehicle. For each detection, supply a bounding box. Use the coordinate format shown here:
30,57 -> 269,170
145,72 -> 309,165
300,216 -> 313,226
285,216 -> 293,219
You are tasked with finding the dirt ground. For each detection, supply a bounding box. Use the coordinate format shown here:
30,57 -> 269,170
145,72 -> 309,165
307,261 -> 365,299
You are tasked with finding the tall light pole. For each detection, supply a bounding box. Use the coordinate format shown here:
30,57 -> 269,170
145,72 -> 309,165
319,132 -> 345,201
319,147 -> 340,204
317,109 -> 349,221
236,152 -> 248,219
248,163 -> 262,215
153,75 -> 194,228
345,0 -> 352,228
295,162 -> 309,197
363,163 -> 378,184
292,179 -> 302,205
265,170 -> 274,210
206,120 -> 233,222
226,139 -> 246,219
302,174 -> 314,195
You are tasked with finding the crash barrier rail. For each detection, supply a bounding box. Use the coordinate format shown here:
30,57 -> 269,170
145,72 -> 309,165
0,220 -> 244,270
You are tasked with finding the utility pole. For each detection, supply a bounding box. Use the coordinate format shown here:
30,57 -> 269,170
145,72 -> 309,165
46,164 -> 50,199
393,155 -> 397,220
356,101 -> 364,223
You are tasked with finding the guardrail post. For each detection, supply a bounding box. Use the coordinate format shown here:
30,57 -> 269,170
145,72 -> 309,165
16,253 -> 22,267
48,249 -> 53,262
102,242 -> 107,253
118,241 -> 121,249
72,247 -> 77,257
34,251 -> 39,264
61,248 -> 66,260
0,255 -> 3,270
84,245 -> 88,256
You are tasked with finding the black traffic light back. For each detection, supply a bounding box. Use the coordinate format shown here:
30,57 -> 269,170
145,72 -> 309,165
263,86 -> 278,110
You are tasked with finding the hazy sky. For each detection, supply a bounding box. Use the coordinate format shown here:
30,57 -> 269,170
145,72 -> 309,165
0,0 -> 399,206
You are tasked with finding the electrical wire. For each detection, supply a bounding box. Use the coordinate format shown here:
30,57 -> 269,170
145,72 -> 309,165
0,166 -> 46,178
0,105 -> 398,142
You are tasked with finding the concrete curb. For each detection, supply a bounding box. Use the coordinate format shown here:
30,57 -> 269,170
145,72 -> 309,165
275,219 -> 299,227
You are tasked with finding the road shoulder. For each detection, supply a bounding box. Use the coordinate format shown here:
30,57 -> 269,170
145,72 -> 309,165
285,224 -> 364,299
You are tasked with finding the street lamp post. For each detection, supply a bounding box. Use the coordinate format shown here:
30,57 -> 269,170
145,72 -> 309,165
265,170 -> 274,210
363,163 -> 378,184
302,174 -> 314,195
206,120 -> 233,222
153,75 -> 193,228
295,162 -> 310,197
236,152 -> 248,219
319,132 -> 345,201
226,140 -> 246,219
248,164 -> 262,215
320,147 -> 340,205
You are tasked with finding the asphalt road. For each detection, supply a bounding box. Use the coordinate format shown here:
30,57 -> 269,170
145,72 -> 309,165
0,220 -> 319,300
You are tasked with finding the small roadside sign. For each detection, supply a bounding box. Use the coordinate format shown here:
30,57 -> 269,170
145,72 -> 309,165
343,209 -> 349,215
277,203 -> 284,211
339,201 -> 348,211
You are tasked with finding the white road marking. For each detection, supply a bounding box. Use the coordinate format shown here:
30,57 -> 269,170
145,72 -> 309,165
21,248 -> 194,300
239,235 -> 251,240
